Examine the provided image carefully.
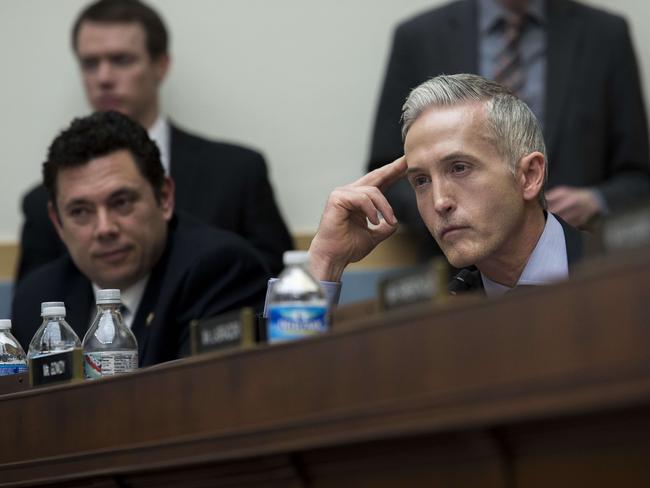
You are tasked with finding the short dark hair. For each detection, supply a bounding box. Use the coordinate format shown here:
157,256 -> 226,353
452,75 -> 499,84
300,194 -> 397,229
43,111 -> 165,204
72,0 -> 169,59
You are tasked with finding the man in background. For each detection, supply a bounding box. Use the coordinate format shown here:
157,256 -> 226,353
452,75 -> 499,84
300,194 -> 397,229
18,0 -> 292,281
13,111 -> 269,366
368,0 -> 650,258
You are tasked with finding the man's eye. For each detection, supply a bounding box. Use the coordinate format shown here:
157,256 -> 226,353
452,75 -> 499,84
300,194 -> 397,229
451,163 -> 469,174
67,207 -> 93,224
111,54 -> 136,67
111,195 -> 136,214
80,58 -> 99,71
411,175 -> 431,188
69,207 -> 88,217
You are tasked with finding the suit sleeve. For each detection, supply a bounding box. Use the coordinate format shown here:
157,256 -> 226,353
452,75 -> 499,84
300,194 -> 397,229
241,154 -> 293,276
16,186 -> 67,284
598,17 -> 650,210
174,238 -> 270,357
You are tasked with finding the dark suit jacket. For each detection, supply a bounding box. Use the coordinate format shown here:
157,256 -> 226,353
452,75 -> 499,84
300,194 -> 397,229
16,123 -> 292,282
368,0 -> 650,252
12,213 -> 270,367
448,214 -> 586,294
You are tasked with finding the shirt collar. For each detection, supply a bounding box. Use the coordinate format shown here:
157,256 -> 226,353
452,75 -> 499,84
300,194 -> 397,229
148,114 -> 171,175
478,0 -> 546,34
482,212 -> 569,297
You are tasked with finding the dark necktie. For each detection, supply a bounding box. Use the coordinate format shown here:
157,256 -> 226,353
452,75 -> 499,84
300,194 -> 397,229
493,13 -> 526,95
119,304 -> 130,325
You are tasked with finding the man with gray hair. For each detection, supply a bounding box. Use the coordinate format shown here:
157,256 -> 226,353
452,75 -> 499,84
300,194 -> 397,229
305,74 -> 584,297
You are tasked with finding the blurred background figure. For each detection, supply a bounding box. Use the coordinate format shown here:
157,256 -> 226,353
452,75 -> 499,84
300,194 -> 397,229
17,0 -> 292,282
368,0 -> 650,260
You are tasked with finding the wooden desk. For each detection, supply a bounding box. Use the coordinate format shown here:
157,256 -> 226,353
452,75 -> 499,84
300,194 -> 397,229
2,250 -> 650,487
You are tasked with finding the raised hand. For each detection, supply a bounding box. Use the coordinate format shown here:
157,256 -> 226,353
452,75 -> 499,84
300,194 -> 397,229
308,157 -> 407,281
546,186 -> 602,228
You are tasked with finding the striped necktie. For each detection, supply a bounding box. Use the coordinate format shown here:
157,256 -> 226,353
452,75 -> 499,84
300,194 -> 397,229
493,12 -> 526,95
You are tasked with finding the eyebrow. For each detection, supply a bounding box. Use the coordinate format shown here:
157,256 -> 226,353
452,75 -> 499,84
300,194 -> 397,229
406,151 -> 480,175
62,187 -> 137,211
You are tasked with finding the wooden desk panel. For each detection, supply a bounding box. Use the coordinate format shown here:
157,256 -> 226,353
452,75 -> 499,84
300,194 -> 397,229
1,250 -> 650,486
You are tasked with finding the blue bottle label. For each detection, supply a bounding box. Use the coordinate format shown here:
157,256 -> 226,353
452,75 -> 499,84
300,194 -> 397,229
267,304 -> 328,343
0,363 -> 28,376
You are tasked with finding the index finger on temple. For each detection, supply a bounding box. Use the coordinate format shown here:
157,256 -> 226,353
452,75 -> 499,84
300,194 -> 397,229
355,156 -> 407,190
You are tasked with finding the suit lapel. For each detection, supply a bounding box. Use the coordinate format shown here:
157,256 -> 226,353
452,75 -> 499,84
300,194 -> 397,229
445,0 -> 479,73
129,217 -> 177,362
545,0 -> 583,160
555,214 -> 586,269
130,276 -> 160,362
169,123 -> 197,209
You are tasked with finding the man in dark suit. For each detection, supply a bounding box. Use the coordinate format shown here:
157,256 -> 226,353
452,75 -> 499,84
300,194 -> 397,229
17,0 -> 292,282
304,74 -> 585,302
13,111 -> 270,367
368,0 -> 650,258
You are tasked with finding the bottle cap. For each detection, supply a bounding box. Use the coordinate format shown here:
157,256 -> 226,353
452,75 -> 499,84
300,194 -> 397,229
41,301 -> 64,313
0,319 -> 11,330
96,289 -> 121,304
283,250 -> 309,266
42,306 -> 66,317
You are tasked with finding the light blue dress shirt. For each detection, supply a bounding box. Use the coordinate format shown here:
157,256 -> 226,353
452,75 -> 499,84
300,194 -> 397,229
482,212 -> 569,297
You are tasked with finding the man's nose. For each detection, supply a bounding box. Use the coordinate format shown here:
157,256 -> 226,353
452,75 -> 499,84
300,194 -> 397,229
432,179 -> 455,215
96,60 -> 115,86
94,208 -> 118,239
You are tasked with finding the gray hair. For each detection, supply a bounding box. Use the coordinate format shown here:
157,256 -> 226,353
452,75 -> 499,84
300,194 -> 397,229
401,74 -> 547,207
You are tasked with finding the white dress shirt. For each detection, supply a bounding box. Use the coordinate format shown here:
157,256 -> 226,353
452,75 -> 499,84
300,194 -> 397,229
148,115 -> 171,175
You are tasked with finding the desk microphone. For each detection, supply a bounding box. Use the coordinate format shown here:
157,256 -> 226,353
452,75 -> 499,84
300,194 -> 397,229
448,268 -> 480,295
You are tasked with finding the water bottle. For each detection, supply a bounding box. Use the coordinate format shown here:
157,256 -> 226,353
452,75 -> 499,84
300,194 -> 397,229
0,320 -> 27,376
82,289 -> 138,379
267,250 -> 329,343
27,303 -> 82,385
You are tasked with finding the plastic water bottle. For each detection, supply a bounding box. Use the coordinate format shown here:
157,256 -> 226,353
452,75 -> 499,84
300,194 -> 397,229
267,250 -> 329,343
27,303 -> 81,362
0,320 -> 27,376
82,289 -> 138,379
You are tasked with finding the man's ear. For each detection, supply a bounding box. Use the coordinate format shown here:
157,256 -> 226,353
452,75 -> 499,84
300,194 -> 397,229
517,152 -> 546,203
153,53 -> 170,84
47,201 -> 65,241
159,176 -> 175,221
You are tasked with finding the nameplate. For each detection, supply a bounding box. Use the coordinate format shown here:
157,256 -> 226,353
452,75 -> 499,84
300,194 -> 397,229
190,308 -> 255,355
602,201 -> 650,252
378,259 -> 450,311
29,348 -> 83,387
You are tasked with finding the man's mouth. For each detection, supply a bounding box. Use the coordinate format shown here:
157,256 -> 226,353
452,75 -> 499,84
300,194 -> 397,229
439,225 -> 469,240
95,96 -> 122,110
94,247 -> 131,264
